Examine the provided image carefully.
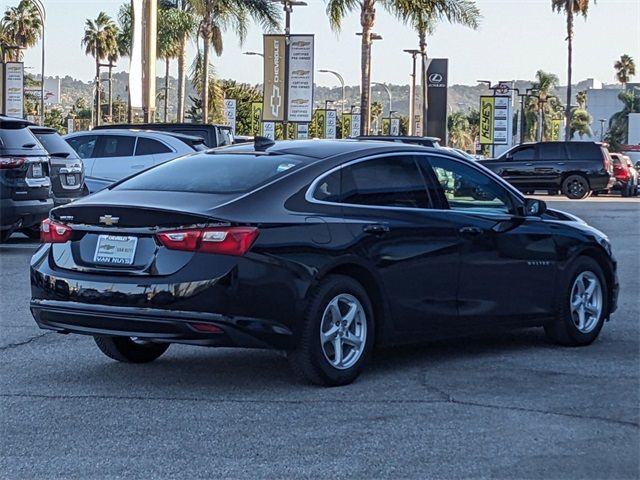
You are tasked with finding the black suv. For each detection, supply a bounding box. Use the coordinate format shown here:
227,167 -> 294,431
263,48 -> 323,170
481,141 -> 614,199
0,116 -> 53,242
93,123 -> 233,148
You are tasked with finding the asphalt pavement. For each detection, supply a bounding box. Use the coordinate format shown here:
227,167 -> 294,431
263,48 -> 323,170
1,197 -> 638,479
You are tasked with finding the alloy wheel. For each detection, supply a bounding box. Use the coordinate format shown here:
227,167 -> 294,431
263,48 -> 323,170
570,271 -> 603,334
319,293 -> 367,370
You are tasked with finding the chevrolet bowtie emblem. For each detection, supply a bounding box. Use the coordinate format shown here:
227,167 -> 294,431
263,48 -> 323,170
99,215 -> 119,226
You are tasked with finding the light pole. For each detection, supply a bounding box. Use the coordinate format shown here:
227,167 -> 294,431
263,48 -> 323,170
273,0 -> 307,139
599,118 -> 607,141
403,49 -> 420,135
372,82 -> 392,119
28,0 -> 46,125
243,51 -> 264,58
319,69 -> 345,137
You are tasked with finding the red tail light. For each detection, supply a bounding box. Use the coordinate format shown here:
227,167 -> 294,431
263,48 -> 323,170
40,219 -> 73,243
156,227 -> 259,256
614,165 -> 630,181
0,157 -> 26,169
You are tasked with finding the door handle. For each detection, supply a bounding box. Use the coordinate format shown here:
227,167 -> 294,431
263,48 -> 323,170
363,224 -> 390,235
459,226 -> 483,237
131,164 -> 145,169
556,162 -> 565,165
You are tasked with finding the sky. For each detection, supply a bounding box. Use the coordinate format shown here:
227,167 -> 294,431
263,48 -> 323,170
5,0 -> 640,87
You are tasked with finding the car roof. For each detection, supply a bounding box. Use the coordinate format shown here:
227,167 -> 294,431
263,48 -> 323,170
219,139 -> 434,160
93,122 -> 228,130
66,129 -> 203,142
28,126 -> 58,134
357,135 -> 441,142
0,114 -> 35,128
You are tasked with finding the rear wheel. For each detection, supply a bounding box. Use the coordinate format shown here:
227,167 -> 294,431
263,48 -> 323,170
621,182 -> 633,197
544,257 -> 607,346
562,175 -> 591,200
288,275 -> 374,386
93,336 -> 169,363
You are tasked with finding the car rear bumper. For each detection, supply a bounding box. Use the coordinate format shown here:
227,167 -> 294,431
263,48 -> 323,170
1,197 -> 53,230
31,299 -> 295,349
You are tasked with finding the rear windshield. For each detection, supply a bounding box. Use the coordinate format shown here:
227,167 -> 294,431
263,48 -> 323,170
117,153 -> 304,193
0,125 -> 43,151
31,131 -> 77,157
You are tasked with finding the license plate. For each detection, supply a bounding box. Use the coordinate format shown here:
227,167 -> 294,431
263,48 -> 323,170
31,163 -> 43,178
94,235 -> 138,265
66,174 -> 76,186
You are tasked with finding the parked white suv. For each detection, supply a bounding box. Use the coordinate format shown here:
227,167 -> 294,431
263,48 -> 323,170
64,129 -> 206,192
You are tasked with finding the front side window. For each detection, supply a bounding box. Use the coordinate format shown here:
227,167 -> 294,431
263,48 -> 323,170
340,156 -> 430,208
426,156 -> 515,214
94,135 -> 136,158
66,135 -> 98,159
511,146 -> 536,161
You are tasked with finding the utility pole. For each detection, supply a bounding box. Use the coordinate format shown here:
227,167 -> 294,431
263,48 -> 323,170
403,49 -> 420,135
142,0 -> 157,123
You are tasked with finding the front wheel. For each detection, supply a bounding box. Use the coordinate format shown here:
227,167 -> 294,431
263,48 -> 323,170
288,275 -> 374,386
94,336 -> 169,363
544,257 -> 607,346
621,182 -> 633,197
562,175 -> 591,200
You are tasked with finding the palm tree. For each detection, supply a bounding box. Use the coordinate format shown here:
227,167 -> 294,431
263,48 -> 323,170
570,109 -> 592,139
525,70 -> 560,141
190,0 -> 280,124
447,110 -> 473,150
551,0 -> 595,141
1,0 -> 42,61
614,54 -> 636,87
82,12 -> 119,126
326,0 -> 480,135
606,90 -> 640,150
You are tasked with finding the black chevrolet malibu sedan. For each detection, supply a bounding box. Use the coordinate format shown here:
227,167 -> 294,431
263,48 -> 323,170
30,139 -> 619,386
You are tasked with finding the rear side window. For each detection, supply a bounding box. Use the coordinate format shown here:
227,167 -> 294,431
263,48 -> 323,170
538,143 -> 567,160
0,125 -> 41,150
567,143 -> 599,159
66,135 -> 98,159
94,135 -> 136,158
135,138 -> 172,156
340,156 -> 430,208
117,153 -> 304,193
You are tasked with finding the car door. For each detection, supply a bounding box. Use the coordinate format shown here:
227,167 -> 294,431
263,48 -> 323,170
483,144 -> 538,190
421,154 -> 559,326
332,153 -> 461,335
91,135 -> 151,187
65,134 -> 98,176
134,136 -> 177,165
536,142 -> 568,187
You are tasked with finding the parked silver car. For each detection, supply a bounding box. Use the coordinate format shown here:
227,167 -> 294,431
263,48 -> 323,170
64,129 -> 206,192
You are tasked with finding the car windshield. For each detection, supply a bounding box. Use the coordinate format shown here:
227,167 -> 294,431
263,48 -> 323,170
116,153 -> 304,193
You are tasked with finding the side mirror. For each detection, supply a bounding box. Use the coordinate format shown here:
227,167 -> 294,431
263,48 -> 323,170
524,198 -> 547,217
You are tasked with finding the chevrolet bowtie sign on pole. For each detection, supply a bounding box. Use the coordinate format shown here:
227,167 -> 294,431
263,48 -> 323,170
263,35 -> 286,122
263,33 -> 315,136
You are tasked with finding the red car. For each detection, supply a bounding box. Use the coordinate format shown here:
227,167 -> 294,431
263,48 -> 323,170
610,153 -> 639,197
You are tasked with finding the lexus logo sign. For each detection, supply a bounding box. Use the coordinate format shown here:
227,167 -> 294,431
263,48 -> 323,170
428,72 -> 446,88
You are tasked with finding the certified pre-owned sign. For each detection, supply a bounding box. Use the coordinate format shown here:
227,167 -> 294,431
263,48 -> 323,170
263,35 -> 286,122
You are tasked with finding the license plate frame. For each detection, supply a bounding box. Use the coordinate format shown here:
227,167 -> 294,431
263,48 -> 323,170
94,235 -> 138,266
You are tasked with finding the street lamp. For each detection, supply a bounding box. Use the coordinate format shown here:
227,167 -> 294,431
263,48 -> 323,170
28,0 -> 46,125
599,118 -> 607,141
243,51 -> 264,58
319,69 -> 346,138
372,82 -> 392,118
403,49 -> 420,135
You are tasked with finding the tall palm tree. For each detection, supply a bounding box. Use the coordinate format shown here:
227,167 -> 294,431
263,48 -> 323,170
326,0 -> 480,135
82,12 -> 119,126
614,54 -> 636,87
174,0 -> 196,122
190,0 -> 280,123
1,0 -> 42,61
525,70 -> 560,141
552,0 -> 595,141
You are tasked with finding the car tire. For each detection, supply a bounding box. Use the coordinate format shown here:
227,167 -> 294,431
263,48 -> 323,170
287,275 -> 375,386
0,229 -> 12,243
544,257 -> 608,347
621,182 -> 632,197
562,175 -> 591,200
93,336 -> 169,363
20,226 -> 41,240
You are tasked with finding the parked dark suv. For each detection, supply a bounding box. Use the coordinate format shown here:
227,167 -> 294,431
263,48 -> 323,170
29,126 -> 86,206
481,141 -> 614,199
0,116 -> 53,242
